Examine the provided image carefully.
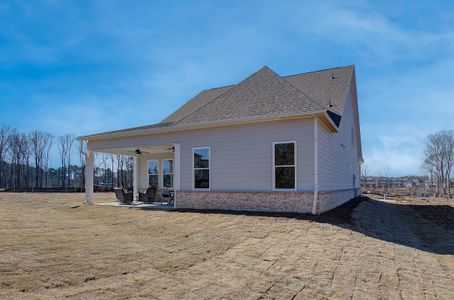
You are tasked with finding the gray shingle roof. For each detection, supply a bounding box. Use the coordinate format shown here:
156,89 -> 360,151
284,66 -> 354,116
162,85 -> 232,123
175,66 -> 325,125
80,65 -> 354,139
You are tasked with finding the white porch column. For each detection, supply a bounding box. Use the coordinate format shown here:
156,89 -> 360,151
84,149 -> 94,204
173,143 -> 181,191
133,156 -> 139,203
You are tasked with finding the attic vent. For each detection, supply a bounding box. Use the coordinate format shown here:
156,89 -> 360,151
328,101 -> 333,108
330,73 -> 337,79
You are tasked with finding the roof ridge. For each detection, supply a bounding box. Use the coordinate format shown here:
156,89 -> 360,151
264,66 -> 326,111
160,85 -> 233,123
182,65 -> 355,94
201,84 -> 235,92
174,66 -> 274,125
174,85 -> 233,124
283,65 -> 354,78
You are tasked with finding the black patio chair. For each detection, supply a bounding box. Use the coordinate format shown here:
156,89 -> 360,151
139,186 -> 157,203
114,187 -> 133,204
160,189 -> 175,205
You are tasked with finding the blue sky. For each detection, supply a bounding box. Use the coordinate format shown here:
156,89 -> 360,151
1,1 -> 453,175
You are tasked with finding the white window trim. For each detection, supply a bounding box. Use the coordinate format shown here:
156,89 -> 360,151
272,141 -> 297,191
161,159 -> 174,188
147,159 -> 159,188
192,146 -> 211,191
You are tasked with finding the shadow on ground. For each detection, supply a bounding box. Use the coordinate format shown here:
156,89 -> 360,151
322,197 -> 454,255
166,196 -> 454,255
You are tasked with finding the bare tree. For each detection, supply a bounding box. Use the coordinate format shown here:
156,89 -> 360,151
361,163 -> 370,190
19,133 -> 31,188
67,135 -> 75,188
423,130 -> 454,199
100,153 -> 108,187
78,140 -> 87,189
110,154 -> 115,189
0,126 -> 11,188
422,157 -> 436,196
8,129 -> 20,188
44,135 -> 53,187
30,131 -> 50,188
115,154 -> 123,187
58,134 -> 74,188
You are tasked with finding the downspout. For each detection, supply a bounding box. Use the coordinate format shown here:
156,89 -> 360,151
312,118 -> 319,215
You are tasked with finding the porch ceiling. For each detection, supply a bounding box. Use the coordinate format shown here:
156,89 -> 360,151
93,144 -> 174,156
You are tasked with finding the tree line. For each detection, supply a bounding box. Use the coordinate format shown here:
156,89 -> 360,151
0,125 -> 135,190
422,130 -> 454,198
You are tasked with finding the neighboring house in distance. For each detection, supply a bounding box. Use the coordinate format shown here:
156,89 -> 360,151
78,65 -> 363,214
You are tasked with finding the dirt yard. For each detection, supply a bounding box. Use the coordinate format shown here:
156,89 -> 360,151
0,193 -> 453,299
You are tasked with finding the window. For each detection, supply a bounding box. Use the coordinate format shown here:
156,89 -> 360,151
148,160 -> 159,187
193,147 -> 210,189
273,142 -> 296,190
162,159 -> 174,188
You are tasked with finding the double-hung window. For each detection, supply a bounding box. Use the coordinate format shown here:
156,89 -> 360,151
273,141 -> 296,190
193,147 -> 210,189
148,160 -> 159,187
162,159 -> 174,188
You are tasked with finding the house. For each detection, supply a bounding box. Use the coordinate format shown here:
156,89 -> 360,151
78,65 -> 363,214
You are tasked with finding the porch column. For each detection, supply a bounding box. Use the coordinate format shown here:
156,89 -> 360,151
173,143 -> 181,191
133,156 -> 139,203
84,149 -> 94,204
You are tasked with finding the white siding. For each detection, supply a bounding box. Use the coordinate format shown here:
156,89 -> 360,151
318,87 -> 361,191
90,119 -> 315,192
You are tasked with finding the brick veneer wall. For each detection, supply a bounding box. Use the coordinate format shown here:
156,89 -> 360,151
175,191 -> 314,213
175,189 -> 360,214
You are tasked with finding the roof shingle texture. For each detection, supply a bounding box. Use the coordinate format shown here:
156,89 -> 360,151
174,66 -> 325,125
83,65 -> 354,138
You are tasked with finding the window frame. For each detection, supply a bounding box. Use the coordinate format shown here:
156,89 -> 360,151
147,159 -> 159,188
161,159 -> 174,189
192,146 -> 211,191
272,141 -> 297,191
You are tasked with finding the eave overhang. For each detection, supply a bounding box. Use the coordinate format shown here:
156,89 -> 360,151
77,110 -> 339,142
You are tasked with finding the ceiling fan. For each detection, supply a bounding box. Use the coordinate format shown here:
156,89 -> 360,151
134,148 -> 149,155
165,146 -> 175,152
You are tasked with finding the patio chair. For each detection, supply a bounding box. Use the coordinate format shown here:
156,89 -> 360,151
160,189 -> 175,205
114,187 -> 133,204
139,186 -> 157,203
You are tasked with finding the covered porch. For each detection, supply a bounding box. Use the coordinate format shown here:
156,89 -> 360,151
83,143 -> 181,207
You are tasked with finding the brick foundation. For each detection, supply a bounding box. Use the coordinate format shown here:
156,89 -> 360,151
175,191 -> 313,213
175,188 -> 360,214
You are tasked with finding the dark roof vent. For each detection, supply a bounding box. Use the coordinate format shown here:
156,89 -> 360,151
331,73 -> 337,79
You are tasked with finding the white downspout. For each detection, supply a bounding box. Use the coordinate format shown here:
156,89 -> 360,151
312,118 -> 319,215
173,143 -> 181,208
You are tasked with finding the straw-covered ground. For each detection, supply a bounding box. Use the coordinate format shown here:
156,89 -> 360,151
0,193 -> 453,299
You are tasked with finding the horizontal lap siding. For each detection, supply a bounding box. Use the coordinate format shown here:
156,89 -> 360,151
90,119 -> 314,192
318,87 -> 360,191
